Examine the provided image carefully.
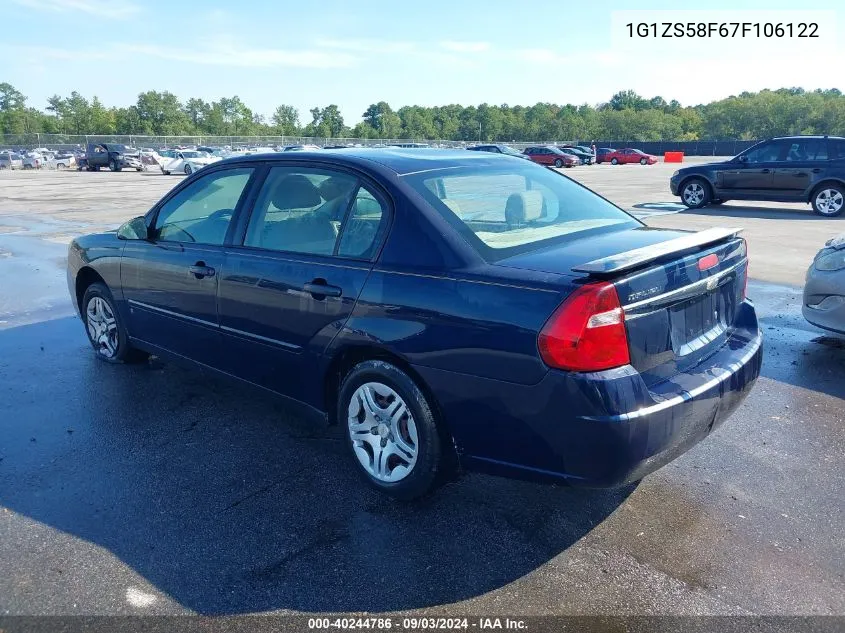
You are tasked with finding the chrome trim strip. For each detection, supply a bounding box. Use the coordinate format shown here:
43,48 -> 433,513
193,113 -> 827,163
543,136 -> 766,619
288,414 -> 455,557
128,299 -> 301,350
573,227 -> 743,275
128,299 -> 217,328
219,324 -> 300,350
623,260 -> 745,312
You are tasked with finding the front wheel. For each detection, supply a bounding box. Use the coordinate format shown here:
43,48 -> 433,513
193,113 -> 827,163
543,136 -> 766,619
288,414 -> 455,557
109,159 -> 121,172
680,178 -> 711,209
812,185 -> 845,217
184,164 -> 193,175
640,157 -> 647,165
163,170 -> 170,175
82,282 -> 148,363
339,361 -> 444,500
611,157 -> 619,165
553,159 -> 563,168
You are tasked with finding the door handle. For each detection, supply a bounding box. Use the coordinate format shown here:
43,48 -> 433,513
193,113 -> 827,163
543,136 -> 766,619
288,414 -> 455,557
760,169 -> 771,173
189,263 -> 215,279
812,168 -> 823,173
302,280 -> 342,298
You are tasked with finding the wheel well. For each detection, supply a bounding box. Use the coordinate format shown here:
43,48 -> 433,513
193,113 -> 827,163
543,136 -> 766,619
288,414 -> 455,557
75,267 -> 106,312
808,179 -> 845,202
323,345 -> 459,467
678,175 -> 713,198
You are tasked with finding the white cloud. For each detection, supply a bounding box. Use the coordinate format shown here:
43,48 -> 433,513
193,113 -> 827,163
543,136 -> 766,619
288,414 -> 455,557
439,41 -> 491,53
316,39 -> 417,55
513,48 -> 575,65
127,44 -> 357,69
10,0 -> 140,19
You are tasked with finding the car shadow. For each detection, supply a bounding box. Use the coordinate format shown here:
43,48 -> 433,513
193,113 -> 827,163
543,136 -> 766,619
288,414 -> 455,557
633,202 -> 844,221
0,317 -> 635,615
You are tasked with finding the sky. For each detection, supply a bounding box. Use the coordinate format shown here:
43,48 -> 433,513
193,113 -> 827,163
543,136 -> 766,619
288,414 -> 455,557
1,0 -> 841,124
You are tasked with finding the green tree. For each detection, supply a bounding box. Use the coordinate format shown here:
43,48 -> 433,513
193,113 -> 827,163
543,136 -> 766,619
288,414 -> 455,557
271,104 -> 300,135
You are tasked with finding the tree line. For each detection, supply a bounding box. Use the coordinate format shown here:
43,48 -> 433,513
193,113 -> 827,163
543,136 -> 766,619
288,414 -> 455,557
1,83 -> 844,141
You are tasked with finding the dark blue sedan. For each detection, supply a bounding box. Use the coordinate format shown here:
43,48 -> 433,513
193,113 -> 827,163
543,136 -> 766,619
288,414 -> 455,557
67,149 -> 762,499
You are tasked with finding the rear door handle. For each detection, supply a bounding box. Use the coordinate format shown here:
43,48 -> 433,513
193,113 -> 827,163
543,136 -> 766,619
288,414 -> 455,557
812,168 -> 823,173
302,281 -> 342,298
189,264 -> 215,278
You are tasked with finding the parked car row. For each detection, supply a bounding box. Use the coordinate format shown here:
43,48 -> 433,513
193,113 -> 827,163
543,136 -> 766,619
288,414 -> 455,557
466,144 -> 659,168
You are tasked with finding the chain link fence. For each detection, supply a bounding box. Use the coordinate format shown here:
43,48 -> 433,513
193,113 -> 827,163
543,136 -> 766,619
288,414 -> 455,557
0,133 -> 760,156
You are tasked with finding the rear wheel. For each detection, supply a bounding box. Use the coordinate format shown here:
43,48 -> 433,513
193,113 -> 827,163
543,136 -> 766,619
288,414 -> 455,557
82,282 -> 148,363
553,159 -> 563,168
56,162 -> 66,170
339,361 -> 443,500
163,170 -> 171,175
611,157 -> 619,165
184,164 -> 193,175
640,157 -> 647,165
109,159 -> 121,172
811,185 -> 845,217
680,178 -> 711,209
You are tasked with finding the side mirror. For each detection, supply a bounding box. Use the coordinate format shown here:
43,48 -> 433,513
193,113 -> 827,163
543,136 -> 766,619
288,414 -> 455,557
117,216 -> 149,241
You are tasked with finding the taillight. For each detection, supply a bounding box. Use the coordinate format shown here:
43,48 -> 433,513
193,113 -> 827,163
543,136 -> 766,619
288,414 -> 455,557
538,281 -> 630,372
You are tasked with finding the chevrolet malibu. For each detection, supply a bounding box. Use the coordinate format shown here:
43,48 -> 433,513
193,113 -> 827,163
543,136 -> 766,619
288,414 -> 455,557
67,149 -> 762,499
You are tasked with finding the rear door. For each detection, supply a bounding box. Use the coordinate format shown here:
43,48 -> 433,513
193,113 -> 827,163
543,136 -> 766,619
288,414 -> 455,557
121,166 -> 256,365
217,164 -> 390,402
771,138 -> 829,195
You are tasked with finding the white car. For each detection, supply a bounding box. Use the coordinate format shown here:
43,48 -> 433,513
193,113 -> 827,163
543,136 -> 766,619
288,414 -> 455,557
160,150 -> 219,175
47,154 -> 76,170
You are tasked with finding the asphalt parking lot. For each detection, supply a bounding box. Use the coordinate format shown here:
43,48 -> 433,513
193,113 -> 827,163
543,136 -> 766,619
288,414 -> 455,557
0,164 -> 843,616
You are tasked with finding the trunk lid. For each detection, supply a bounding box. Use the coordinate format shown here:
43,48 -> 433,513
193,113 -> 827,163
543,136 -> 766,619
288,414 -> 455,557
496,226 -> 749,386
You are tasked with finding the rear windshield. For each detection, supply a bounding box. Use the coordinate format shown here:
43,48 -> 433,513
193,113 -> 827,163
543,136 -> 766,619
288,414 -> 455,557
404,164 -> 639,259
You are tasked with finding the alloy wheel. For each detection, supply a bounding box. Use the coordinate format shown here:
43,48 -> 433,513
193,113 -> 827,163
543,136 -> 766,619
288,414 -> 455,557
683,182 -> 706,206
814,188 -> 844,216
347,382 -> 418,482
86,296 -> 119,358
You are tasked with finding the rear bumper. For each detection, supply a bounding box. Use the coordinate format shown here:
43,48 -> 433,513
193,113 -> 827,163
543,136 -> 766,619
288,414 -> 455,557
416,302 -> 762,486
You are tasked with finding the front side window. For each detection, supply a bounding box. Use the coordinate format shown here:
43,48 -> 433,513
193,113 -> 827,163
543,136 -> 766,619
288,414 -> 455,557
408,165 -> 638,258
244,166 -> 387,259
743,141 -> 781,163
154,168 -> 253,244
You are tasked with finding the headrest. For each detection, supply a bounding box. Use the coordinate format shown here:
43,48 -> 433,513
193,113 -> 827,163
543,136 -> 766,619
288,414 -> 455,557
505,190 -> 544,226
319,176 -> 356,201
271,175 -> 322,210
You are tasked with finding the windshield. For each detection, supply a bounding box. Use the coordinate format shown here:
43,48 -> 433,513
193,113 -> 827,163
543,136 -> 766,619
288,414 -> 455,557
405,164 -> 639,259
500,146 -> 522,156
182,151 -> 203,158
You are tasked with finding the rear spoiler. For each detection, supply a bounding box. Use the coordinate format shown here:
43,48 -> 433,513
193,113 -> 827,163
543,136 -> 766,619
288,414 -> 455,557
572,227 -> 744,276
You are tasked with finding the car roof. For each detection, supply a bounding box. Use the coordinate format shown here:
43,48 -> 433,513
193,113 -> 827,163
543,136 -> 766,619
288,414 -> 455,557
213,148 -> 529,175
770,135 -> 845,141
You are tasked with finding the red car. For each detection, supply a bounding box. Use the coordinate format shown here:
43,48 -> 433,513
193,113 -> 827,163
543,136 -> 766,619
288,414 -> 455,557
522,146 -> 580,168
603,148 -> 658,165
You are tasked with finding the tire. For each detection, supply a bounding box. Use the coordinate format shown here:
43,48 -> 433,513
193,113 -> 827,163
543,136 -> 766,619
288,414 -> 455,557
553,159 -> 563,168
92,165 -> 100,172
640,158 -> 647,165
611,158 -> 619,165
184,164 -> 193,175
109,159 -> 121,172
56,163 -> 66,170
163,171 -> 170,176
136,167 -> 143,172
811,184 -> 845,217
338,360 -> 443,500
680,178 -> 711,209
81,282 -> 148,364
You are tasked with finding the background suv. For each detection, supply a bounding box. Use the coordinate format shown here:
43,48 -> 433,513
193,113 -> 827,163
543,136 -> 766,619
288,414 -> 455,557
670,135 -> 845,217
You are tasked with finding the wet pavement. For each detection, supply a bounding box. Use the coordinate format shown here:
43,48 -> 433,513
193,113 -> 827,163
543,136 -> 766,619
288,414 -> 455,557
0,170 -> 843,616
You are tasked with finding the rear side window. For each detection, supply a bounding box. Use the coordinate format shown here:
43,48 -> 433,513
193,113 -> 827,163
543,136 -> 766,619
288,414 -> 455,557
407,165 -> 638,258
829,140 -> 845,160
784,139 -> 828,161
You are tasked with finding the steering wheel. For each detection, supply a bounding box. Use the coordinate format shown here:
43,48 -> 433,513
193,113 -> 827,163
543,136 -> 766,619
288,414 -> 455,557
207,208 -> 233,222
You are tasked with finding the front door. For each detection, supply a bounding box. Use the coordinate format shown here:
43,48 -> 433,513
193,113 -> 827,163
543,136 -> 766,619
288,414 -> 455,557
717,140 -> 779,192
217,165 -> 390,404
121,167 -> 256,365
